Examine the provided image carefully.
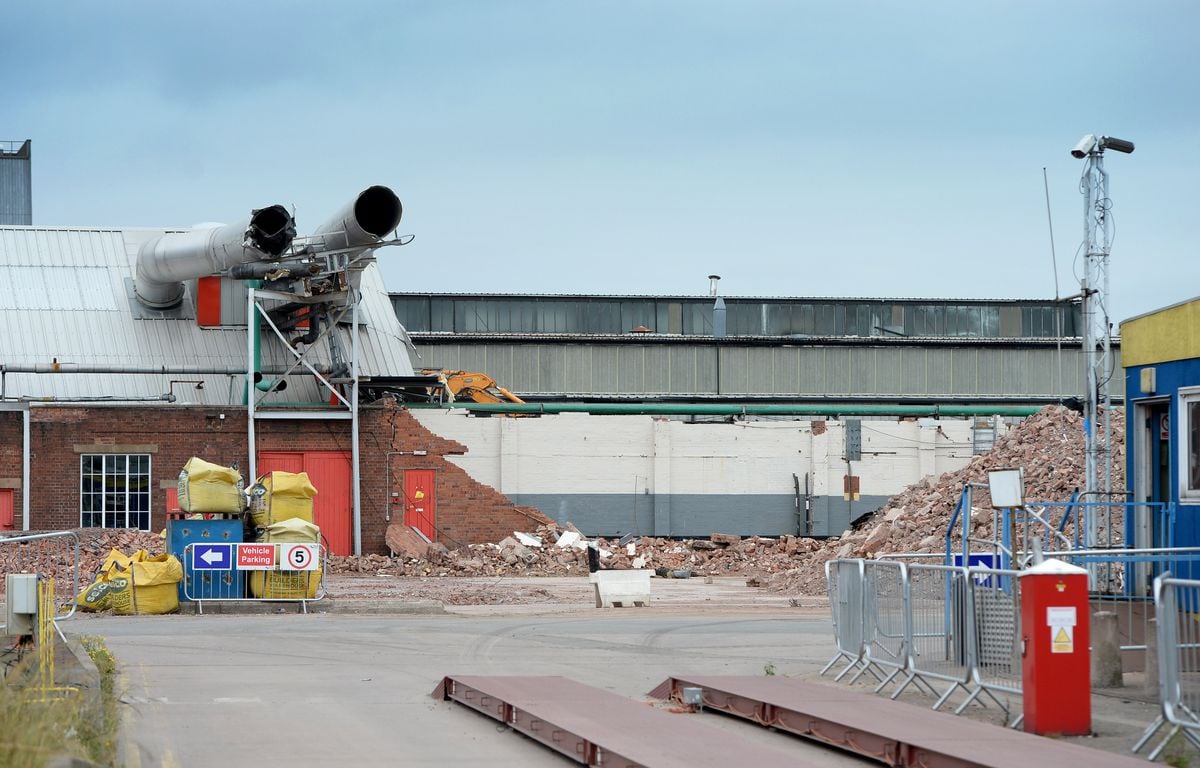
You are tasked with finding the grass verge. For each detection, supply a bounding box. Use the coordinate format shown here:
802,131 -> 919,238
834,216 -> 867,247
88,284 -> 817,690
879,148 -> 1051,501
0,634 -> 121,767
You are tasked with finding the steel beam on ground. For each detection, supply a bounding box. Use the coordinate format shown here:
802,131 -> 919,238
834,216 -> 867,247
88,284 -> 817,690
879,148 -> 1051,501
432,675 -> 808,768
648,676 -> 1148,768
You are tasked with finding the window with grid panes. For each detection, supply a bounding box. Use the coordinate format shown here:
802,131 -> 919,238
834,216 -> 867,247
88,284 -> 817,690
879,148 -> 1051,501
80,454 -> 151,530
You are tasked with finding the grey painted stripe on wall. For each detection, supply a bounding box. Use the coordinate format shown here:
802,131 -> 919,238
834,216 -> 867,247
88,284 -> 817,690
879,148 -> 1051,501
509,493 -> 890,538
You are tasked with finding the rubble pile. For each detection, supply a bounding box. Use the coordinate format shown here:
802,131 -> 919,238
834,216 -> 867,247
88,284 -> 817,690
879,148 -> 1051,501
766,405 -> 1126,595
3,407 -> 1123,603
0,528 -> 166,596
327,523 -> 826,580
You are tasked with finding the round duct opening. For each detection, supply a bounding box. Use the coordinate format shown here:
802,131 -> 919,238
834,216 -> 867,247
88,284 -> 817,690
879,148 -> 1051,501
353,185 -> 403,238
248,204 -> 297,257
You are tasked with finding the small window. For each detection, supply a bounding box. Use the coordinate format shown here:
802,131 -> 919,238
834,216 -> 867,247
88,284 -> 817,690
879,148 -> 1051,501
1181,389 -> 1200,501
80,454 -> 152,530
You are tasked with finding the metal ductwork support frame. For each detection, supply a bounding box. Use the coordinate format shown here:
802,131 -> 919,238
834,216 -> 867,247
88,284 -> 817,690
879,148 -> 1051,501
245,186 -> 404,557
307,186 -> 402,290
135,205 -> 297,308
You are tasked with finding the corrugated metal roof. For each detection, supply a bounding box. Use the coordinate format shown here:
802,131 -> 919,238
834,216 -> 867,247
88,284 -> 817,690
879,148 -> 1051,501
389,290 -> 1066,304
0,226 -> 415,403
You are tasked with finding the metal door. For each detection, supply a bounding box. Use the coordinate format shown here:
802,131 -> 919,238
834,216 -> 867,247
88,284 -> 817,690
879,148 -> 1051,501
404,469 -> 437,541
0,489 -> 13,530
259,451 -> 352,556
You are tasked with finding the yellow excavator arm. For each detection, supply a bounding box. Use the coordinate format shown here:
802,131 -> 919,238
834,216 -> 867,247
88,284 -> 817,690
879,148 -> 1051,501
421,370 -> 526,405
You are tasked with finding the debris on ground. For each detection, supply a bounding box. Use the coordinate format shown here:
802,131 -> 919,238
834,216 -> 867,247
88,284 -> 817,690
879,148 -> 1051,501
765,405 -> 1126,595
1,406 -> 1124,603
0,528 -> 166,596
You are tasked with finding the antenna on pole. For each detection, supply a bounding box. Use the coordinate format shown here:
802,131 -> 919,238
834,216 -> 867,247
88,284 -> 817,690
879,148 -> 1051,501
1070,133 -> 1134,552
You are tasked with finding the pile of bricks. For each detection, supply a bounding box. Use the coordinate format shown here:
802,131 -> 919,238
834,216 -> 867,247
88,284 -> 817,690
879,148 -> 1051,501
327,523 -> 827,580
766,405 -> 1126,595
0,528 -> 166,597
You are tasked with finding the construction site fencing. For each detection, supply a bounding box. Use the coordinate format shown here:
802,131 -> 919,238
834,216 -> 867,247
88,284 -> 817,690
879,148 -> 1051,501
824,558 -> 1023,722
181,543 -> 327,614
1054,548 -> 1200,664
0,531 -> 81,622
1135,574 -> 1200,761
822,559 -> 866,679
943,486 -> 1173,574
858,560 -> 908,691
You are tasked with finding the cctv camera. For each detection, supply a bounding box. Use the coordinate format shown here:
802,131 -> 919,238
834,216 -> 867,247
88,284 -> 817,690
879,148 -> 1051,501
1071,134 -> 1097,159
1099,136 -> 1135,154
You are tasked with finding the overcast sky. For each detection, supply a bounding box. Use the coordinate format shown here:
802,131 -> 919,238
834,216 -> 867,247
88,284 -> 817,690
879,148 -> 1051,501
5,1 -> 1197,322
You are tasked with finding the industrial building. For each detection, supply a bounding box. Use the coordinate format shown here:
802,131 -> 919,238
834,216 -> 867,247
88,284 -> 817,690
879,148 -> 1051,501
0,183 -> 546,553
392,291 -> 1119,405
0,139 -> 1108,545
1121,297 -> 1200,551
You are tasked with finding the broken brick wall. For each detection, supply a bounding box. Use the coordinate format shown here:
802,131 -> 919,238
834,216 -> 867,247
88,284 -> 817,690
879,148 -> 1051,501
3,403 -> 549,552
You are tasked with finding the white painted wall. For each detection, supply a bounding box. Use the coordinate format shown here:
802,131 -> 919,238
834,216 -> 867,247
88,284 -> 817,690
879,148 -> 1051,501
412,411 -> 1004,504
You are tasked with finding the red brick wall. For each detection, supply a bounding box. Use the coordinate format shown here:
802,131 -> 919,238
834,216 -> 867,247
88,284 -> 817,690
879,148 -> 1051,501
2,402 -> 548,553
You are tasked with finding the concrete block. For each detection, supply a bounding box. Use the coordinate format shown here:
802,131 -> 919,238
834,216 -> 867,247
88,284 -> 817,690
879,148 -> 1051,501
1145,618 -> 1160,700
589,569 -> 651,608
1090,611 -> 1123,688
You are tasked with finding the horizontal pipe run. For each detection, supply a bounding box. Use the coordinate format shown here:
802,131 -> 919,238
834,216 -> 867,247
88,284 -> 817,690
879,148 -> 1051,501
1,365 -> 329,375
408,402 -> 1043,417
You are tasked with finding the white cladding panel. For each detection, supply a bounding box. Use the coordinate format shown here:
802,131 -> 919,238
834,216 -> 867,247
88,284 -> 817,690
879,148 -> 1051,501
414,411 -> 997,502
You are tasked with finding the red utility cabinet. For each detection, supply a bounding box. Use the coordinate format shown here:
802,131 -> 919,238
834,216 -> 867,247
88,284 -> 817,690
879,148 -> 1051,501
1019,559 -> 1091,736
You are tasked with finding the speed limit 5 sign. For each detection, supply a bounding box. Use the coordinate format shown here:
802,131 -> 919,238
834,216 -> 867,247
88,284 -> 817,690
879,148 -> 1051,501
282,543 -> 320,571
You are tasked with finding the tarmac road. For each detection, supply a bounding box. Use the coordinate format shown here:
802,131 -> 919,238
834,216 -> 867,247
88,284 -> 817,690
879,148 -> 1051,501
69,609 -> 871,767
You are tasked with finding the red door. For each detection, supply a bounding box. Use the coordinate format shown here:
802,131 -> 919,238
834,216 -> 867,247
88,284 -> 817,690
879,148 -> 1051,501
258,451 -> 353,555
404,469 -> 436,541
0,489 -> 14,531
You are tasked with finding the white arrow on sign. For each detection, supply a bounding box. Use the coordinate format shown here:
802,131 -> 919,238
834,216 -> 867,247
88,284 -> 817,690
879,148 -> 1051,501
201,549 -> 225,565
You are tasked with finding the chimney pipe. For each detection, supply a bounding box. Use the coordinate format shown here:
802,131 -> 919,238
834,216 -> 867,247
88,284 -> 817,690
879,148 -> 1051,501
135,205 -> 296,308
310,185 -> 402,257
708,274 -> 721,297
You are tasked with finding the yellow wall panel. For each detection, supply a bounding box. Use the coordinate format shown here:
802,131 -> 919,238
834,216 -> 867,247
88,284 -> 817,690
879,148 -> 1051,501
1121,298 -> 1200,367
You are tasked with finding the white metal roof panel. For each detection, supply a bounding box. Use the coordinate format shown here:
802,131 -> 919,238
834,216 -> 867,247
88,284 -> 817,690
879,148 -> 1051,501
0,226 -> 415,403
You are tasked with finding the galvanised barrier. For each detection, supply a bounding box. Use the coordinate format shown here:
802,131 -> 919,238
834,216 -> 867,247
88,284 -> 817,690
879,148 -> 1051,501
0,531 -> 81,623
1134,574 -> 1200,761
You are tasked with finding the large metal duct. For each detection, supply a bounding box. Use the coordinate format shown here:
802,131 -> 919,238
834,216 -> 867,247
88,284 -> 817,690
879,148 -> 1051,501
134,205 -> 296,308
310,185 -> 402,256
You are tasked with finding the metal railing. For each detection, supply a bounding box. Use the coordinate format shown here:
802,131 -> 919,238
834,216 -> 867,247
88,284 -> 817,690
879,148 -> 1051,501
1135,574 -> 1200,761
823,558 -> 1023,723
0,531 -> 81,623
822,559 -> 867,680
181,543 -> 326,614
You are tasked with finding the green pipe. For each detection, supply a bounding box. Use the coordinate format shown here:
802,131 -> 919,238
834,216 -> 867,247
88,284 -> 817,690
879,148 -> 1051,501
406,402 -> 1044,417
243,280 -> 262,406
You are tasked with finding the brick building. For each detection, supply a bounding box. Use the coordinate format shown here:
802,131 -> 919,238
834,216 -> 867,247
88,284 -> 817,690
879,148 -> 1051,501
0,207 -> 543,553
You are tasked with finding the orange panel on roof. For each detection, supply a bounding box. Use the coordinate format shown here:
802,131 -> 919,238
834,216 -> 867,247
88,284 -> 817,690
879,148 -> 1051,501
196,276 -> 222,327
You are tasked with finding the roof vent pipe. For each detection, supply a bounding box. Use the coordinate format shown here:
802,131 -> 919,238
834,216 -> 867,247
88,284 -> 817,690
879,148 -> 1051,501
708,274 -> 721,297
309,185 -> 402,258
134,205 -> 296,308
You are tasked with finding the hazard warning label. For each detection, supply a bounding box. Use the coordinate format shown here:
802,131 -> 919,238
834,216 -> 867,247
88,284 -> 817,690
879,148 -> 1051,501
1048,606 -> 1076,654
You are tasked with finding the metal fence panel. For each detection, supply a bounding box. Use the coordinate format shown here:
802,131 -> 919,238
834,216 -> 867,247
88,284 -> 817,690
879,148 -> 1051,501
905,564 -> 972,705
822,559 -> 866,679
1135,575 -> 1200,759
860,561 -> 908,691
966,568 -> 1023,706
181,543 -> 326,614
0,531 -> 81,621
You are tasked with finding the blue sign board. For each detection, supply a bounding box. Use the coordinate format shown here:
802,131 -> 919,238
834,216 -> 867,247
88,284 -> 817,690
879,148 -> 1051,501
192,543 -> 233,571
953,553 -> 999,586
952,553 -> 996,569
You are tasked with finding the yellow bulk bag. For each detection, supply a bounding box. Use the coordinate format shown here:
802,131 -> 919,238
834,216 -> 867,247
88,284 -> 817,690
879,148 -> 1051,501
248,519 -> 322,599
248,471 -> 317,528
76,550 -> 183,614
178,457 -> 244,513
257,517 -> 320,544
